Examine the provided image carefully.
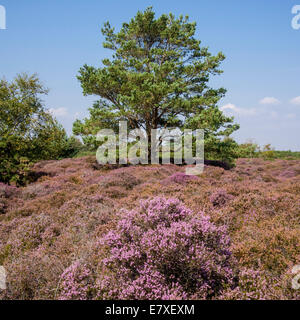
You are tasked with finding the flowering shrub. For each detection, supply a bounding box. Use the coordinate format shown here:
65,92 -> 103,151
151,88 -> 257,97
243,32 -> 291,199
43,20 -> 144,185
100,171 -> 141,190
0,183 -> 19,214
98,197 -> 235,299
279,168 -> 300,179
220,267 -> 300,300
161,172 -> 198,185
0,183 -> 19,198
59,262 -> 94,300
0,157 -> 299,300
7,214 -> 52,253
210,189 -> 234,207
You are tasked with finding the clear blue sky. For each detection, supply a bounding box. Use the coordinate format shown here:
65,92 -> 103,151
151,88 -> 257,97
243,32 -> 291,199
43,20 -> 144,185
0,0 -> 299,150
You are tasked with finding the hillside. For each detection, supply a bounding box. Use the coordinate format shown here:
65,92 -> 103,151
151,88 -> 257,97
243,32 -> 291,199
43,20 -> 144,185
0,157 -> 299,299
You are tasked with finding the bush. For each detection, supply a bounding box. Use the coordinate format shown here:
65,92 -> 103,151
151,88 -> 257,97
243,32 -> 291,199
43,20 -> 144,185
60,136 -> 84,158
259,144 -> 276,160
0,157 -> 299,299
237,142 -> 259,158
100,170 -> 141,190
161,172 -> 198,185
0,183 -> 19,199
0,74 -> 68,185
204,136 -> 240,168
210,189 -> 234,207
98,197 -> 236,299
59,262 -> 94,300
0,182 -> 19,214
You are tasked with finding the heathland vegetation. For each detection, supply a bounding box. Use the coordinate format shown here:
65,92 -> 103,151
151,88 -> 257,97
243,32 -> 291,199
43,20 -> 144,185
0,8 -> 299,300
0,157 -> 299,299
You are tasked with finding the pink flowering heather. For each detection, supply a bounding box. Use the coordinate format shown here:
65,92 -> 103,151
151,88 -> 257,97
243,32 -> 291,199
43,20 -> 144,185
1,157 -> 299,300
59,262 -> 94,300
100,171 -> 141,190
210,189 -> 234,207
161,172 -> 198,185
0,183 -> 19,198
98,197 -> 235,300
0,183 -> 19,214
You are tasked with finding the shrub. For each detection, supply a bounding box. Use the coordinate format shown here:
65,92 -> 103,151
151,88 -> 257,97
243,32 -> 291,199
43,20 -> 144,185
237,142 -> 259,158
204,136 -> 240,168
0,183 -> 19,199
210,189 -> 234,207
1,156 -> 299,300
259,144 -> 276,160
161,172 -> 198,185
0,183 -> 19,214
100,171 -> 141,190
98,197 -> 236,299
60,136 -> 84,158
59,262 -> 94,300
7,214 -> 52,252
2,249 -> 64,300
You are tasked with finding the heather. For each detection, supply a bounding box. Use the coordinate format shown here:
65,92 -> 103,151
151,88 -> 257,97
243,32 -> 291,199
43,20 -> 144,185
96,197 -> 235,300
0,157 -> 299,300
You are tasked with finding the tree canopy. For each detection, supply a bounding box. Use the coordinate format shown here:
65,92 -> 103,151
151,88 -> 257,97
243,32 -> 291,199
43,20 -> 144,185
0,73 -> 68,184
74,7 -> 239,162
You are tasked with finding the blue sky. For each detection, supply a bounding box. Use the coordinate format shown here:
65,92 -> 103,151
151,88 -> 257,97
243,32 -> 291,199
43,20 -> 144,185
0,0 -> 299,150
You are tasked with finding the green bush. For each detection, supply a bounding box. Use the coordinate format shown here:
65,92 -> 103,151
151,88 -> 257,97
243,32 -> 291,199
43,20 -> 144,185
0,74 -> 68,185
236,142 -> 259,158
59,136 -> 84,159
259,144 -> 276,160
204,136 -> 240,168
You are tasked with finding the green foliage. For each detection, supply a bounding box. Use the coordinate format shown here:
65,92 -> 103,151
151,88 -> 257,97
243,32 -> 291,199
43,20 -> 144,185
74,7 -> 239,164
72,150 -> 97,158
270,150 -> 300,160
259,144 -> 276,160
235,142 -> 300,160
204,137 -> 239,167
59,136 -> 84,158
236,142 -> 259,158
0,73 -> 68,185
